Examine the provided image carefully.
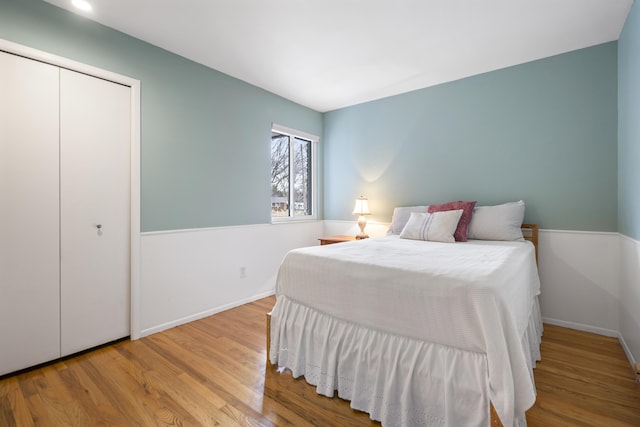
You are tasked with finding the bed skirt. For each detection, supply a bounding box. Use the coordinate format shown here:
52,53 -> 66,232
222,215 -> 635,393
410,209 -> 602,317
269,295 -> 543,427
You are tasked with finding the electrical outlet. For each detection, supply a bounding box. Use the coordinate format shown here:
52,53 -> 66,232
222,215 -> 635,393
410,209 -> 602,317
634,363 -> 640,376
239,266 -> 247,279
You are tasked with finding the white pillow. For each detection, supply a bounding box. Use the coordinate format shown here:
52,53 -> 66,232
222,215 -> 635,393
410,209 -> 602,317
387,205 -> 429,235
468,200 -> 525,241
399,210 -> 463,243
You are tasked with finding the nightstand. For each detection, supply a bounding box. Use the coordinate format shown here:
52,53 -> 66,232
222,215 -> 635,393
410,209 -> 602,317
318,235 -> 358,245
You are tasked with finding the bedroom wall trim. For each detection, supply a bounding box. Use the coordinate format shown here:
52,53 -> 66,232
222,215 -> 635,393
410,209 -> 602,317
324,221 -> 622,338
537,229 -> 620,336
620,331 -> 638,368
141,290 -> 275,337
140,221 -> 321,236
139,221 -> 323,337
139,218 -> 639,368
541,318 -> 618,337
619,233 -> 640,366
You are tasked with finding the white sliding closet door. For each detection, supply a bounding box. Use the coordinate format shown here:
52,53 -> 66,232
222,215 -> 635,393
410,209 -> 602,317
0,52 -> 61,375
60,69 -> 131,356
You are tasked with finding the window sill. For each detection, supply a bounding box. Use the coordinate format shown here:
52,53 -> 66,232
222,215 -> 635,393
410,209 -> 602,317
271,217 -> 319,225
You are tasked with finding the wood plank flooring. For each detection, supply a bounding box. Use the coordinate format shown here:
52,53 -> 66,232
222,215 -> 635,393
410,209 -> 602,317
1,296 -> 639,426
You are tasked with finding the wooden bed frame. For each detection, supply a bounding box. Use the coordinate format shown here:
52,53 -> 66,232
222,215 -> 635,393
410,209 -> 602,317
266,224 -> 539,426
521,223 -> 539,264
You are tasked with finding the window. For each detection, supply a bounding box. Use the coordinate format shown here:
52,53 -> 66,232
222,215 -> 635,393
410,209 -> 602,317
271,124 -> 318,221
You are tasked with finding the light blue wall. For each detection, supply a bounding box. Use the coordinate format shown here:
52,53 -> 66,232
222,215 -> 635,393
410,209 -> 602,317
0,0 -> 322,232
619,2 -> 640,240
323,43 -> 618,231
1,0 -> 621,233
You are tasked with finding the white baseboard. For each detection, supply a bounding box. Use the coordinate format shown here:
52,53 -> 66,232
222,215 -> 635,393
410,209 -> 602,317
543,316 -> 637,369
619,332 -> 638,367
140,290 -> 275,337
619,233 -> 640,367
542,316 -> 618,338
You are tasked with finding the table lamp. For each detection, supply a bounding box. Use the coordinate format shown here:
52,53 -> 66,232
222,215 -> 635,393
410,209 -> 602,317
352,195 -> 371,239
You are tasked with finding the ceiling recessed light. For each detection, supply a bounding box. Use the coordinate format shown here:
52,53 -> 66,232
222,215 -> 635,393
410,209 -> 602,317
72,0 -> 92,12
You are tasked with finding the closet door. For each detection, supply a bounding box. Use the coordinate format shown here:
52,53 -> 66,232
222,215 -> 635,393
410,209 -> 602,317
60,69 -> 131,356
0,52 -> 61,375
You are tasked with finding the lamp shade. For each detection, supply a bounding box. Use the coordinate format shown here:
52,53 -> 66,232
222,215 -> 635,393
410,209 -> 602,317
352,196 -> 371,216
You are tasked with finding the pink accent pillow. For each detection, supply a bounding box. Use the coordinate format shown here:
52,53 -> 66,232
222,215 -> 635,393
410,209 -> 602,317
428,200 -> 476,242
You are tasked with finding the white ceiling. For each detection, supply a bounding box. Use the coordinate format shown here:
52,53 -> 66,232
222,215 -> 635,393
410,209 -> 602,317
44,0 -> 632,112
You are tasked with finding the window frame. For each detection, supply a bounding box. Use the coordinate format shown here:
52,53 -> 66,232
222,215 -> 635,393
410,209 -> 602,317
271,124 -> 318,223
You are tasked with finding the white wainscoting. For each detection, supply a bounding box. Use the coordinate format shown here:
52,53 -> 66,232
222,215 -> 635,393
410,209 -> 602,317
537,230 -> 620,337
140,219 -> 638,366
619,234 -> 640,366
140,221 -> 322,337
324,221 -> 622,337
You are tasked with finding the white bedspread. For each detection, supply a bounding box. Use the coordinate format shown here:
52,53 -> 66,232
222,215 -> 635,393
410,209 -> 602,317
270,236 -> 542,426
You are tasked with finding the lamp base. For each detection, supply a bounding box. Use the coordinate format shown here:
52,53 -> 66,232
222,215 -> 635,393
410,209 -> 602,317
355,215 -> 369,240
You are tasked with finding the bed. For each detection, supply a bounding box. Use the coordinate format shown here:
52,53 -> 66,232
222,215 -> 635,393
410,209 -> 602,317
267,202 -> 542,427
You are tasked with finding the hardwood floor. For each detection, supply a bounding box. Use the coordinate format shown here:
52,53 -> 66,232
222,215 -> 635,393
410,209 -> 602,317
527,324 -> 640,426
1,296 -> 639,426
